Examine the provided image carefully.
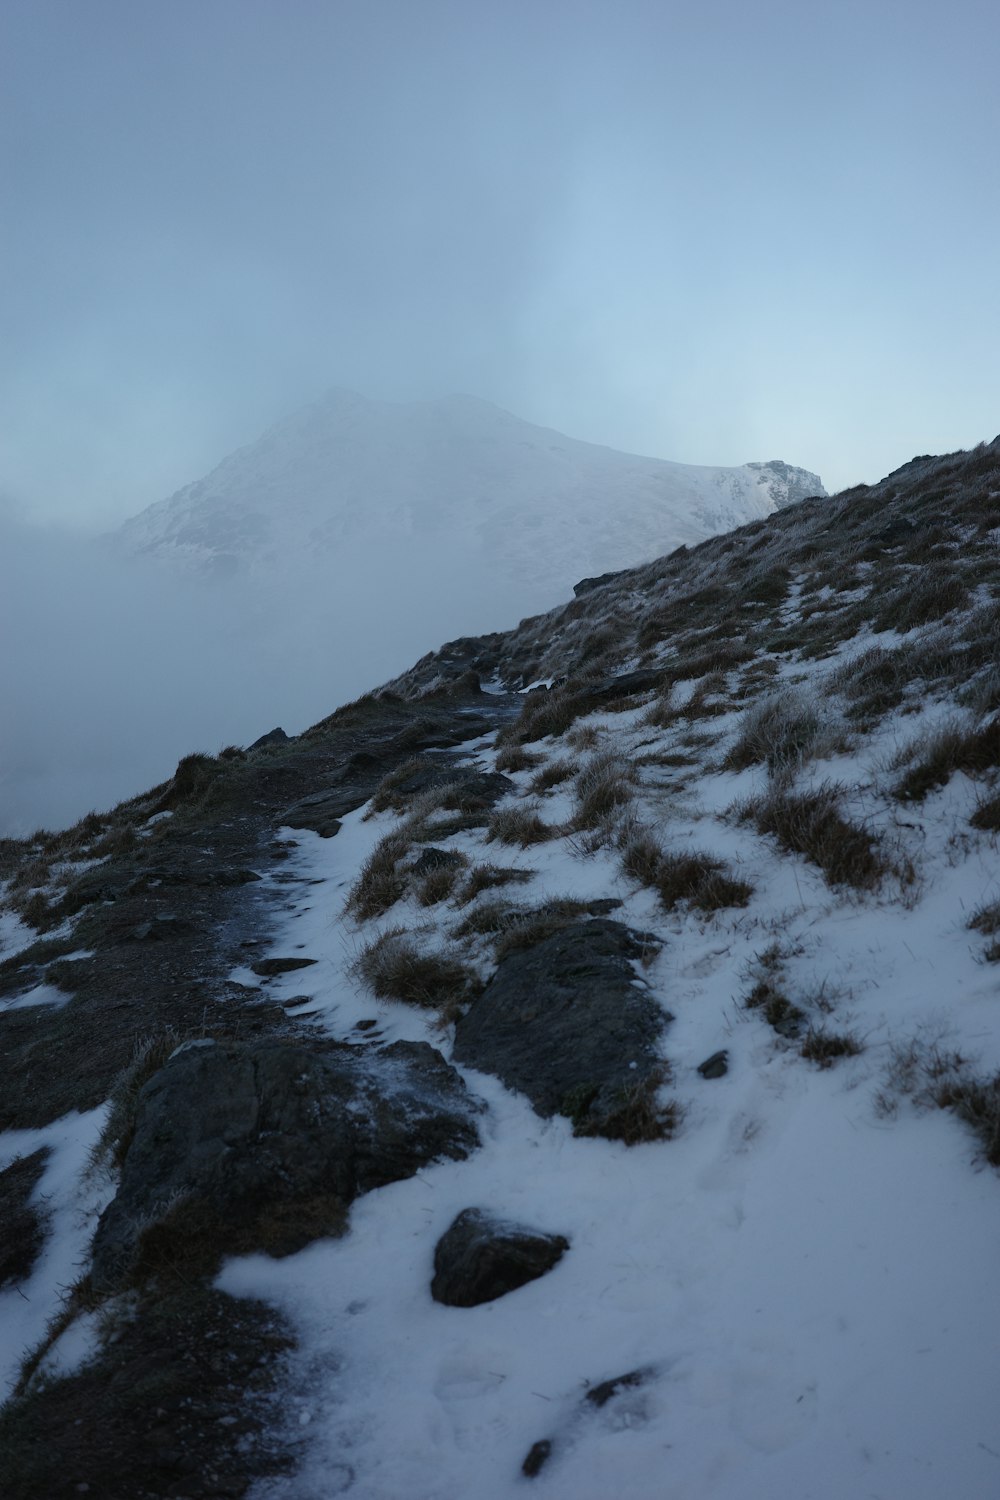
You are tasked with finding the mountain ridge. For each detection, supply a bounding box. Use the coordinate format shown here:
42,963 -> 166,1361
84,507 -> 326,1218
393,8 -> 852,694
116,389 -> 825,602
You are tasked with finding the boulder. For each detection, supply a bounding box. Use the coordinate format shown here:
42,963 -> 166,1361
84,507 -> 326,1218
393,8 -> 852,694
431,1208 -> 569,1307
91,1038 -> 482,1291
453,919 -> 669,1139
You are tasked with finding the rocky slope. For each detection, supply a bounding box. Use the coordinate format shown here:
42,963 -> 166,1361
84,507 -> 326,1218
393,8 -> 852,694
1,436 -> 998,1499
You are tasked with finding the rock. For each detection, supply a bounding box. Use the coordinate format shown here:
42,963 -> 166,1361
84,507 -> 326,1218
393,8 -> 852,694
126,914 -> 198,942
248,727 -> 290,750
384,763 -> 514,812
409,847 -> 467,876
585,1367 -> 653,1407
583,668 -> 663,705
453,920 -> 669,1139
91,1038 -> 482,1291
573,570 -> 624,597
521,1440 -> 552,1478
251,956 -> 317,976
431,1208 -> 569,1307
0,1146 -> 49,1288
280,791 -> 344,838
697,1049 -> 729,1079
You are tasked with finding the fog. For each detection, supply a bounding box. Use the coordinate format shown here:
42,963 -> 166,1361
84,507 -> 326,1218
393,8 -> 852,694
2,1 -> 999,830
0,509 -> 542,836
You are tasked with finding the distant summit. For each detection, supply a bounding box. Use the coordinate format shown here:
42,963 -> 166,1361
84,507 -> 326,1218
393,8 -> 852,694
117,390 -> 824,607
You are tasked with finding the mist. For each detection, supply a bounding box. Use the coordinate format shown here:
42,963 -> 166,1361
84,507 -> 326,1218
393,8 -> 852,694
0,513 -> 541,837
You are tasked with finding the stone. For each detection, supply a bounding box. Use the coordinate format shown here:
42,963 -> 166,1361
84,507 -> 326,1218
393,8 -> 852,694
521,1440 -> 552,1478
453,919 -> 669,1139
251,956 -> 317,976
91,1038 -> 482,1291
697,1049 -> 729,1079
431,1208 -> 569,1307
248,727 -> 290,750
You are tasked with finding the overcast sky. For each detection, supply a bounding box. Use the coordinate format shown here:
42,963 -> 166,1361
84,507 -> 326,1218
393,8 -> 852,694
3,0 -> 999,525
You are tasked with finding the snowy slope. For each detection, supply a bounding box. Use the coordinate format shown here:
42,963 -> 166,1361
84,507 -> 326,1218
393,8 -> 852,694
2,437 -> 997,1500
117,390 -> 825,607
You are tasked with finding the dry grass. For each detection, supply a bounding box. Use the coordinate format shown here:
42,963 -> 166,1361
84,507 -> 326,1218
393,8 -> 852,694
344,830 -> 411,921
894,716 -> 1000,801
970,793 -> 1000,832
750,783 -> 890,890
494,744 -> 543,773
799,1026 -> 863,1068
486,805 -> 559,847
529,759 -> 578,794
352,928 -> 477,1012
573,1069 -> 682,1146
653,851 -> 753,914
878,1035 -> 1000,1165
490,898 -> 625,961
572,752 -> 635,830
619,823 -> 666,887
415,865 -> 462,906
724,691 -> 843,776
457,864 -> 535,904
743,978 -> 806,1037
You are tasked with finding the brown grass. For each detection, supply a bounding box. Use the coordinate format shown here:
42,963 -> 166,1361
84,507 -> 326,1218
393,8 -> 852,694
751,783 -> 890,890
654,852 -> 754,914
344,831 -> 411,921
486,805 -> 559,847
572,752 -> 635,829
457,864 -> 535,904
352,928 -> 477,1011
894,716 -> 1000,801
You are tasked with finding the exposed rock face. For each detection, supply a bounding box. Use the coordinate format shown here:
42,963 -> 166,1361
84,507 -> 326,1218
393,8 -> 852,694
452,919 -> 669,1137
431,1208 -> 569,1307
91,1038 -> 482,1291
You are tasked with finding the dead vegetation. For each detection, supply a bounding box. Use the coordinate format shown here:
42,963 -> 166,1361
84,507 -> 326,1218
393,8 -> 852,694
893,716 -> 1000,801
745,783 -> 893,891
877,1035 -> 1000,1165
351,928 -> 478,1013
486,805 -> 559,847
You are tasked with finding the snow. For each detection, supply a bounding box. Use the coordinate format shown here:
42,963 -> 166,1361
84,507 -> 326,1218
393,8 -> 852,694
209,693 -> 1000,1499
0,1107 -> 112,1402
117,390 -> 824,621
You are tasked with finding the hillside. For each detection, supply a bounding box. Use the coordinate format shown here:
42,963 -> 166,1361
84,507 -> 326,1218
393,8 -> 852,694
116,389 -> 825,610
1,436 -> 998,1499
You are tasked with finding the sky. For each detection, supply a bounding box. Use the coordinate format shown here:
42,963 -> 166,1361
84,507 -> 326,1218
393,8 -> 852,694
2,0 -> 999,527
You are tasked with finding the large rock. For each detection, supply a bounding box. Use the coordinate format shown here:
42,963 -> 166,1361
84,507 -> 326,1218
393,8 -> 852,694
431,1207 -> 569,1307
453,919 -> 669,1138
91,1038 -> 482,1291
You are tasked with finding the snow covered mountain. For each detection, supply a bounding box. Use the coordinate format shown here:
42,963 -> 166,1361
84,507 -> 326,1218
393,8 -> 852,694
2,436 -> 999,1499
117,390 -> 824,607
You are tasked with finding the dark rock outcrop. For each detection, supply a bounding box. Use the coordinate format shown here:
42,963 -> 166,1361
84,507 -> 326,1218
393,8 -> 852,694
91,1038 -> 482,1291
0,1147 -> 49,1289
453,919 -> 669,1138
431,1208 -> 569,1307
249,727 -> 290,750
